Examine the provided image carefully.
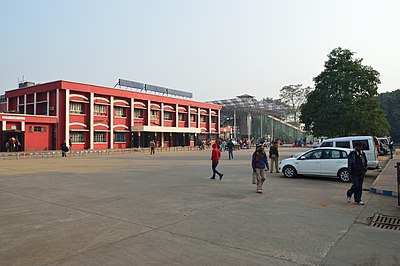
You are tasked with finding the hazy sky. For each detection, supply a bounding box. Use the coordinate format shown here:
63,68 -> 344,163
1,0 -> 399,101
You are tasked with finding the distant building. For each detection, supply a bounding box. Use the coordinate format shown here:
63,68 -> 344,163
0,80 -> 221,151
209,94 -> 305,143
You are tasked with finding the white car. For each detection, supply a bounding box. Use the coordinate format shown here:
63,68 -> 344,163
279,147 -> 352,182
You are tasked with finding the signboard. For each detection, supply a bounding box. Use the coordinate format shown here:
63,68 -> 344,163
1,116 -> 26,121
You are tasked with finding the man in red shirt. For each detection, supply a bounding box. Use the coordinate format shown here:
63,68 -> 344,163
210,143 -> 224,180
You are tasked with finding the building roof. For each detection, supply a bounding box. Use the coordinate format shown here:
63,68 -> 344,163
209,97 -> 285,111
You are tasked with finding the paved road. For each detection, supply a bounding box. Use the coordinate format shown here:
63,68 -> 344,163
0,147 -> 397,265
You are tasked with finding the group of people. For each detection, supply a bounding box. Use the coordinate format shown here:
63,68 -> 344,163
210,140 -> 280,194
4,136 -> 22,152
210,139 -> 368,204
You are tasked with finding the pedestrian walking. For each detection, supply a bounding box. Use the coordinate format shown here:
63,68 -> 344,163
150,140 -> 155,155
346,142 -> 368,205
269,141 -> 279,173
61,142 -> 69,157
389,140 -> 394,159
227,139 -> 234,160
210,143 -> 223,180
252,144 -> 269,193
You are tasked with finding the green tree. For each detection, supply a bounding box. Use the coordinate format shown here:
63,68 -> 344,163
379,90 -> 400,142
300,47 -> 389,137
279,84 -> 311,125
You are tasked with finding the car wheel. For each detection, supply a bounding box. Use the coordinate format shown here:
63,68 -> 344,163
338,168 -> 350,182
283,165 -> 297,178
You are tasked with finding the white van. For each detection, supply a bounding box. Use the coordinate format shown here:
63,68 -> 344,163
319,136 -> 379,169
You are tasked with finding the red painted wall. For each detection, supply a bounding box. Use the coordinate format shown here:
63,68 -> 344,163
24,124 -> 52,151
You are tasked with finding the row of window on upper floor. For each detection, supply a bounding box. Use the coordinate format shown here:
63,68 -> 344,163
70,102 -> 216,123
70,132 -> 126,143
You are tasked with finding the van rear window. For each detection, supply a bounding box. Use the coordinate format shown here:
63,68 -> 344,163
336,141 -> 350,148
352,140 -> 369,150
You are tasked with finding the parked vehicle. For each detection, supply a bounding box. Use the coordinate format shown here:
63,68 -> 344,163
319,136 -> 379,169
377,137 -> 390,155
279,147 -> 352,182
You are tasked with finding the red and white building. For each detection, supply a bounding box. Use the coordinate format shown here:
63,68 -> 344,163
0,80 -> 221,151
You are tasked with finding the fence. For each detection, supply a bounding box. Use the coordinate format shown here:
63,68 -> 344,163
0,146 -> 208,160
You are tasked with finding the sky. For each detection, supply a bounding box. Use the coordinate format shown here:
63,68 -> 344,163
1,0 -> 399,102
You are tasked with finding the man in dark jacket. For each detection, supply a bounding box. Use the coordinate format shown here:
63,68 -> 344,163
227,139 -> 234,160
347,142 -> 368,205
269,141 -> 279,173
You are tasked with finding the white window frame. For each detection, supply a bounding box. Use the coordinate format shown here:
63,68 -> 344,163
70,132 -> 85,143
94,132 -> 107,143
114,132 -> 126,143
70,102 -> 84,114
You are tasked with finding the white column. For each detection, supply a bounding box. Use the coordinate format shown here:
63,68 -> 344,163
46,91 -> 50,115
2,121 -> 6,131
24,95 -> 27,114
208,108 -> 212,134
247,113 -> 252,139
175,104 -> 179,127
110,96 -> 114,149
21,122 -> 25,132
161,132 -> 164,147
197,107 -> 201,129
161,103 -> 164,127
233,109 -> 237,139
218,109 -> 221,134
65,90 -> 70,145
147,100 -> 151,126
16,97 -> 19,112
6,98 -> 9,112
90,92 -> 94,149
56,89 -> 59,117
130,98 -> 134,130
33,93 -> 37,115
187,106 -> 191,128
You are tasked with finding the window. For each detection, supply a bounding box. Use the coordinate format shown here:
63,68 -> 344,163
320,141 -> 333,147
336,141 -> 350,148
341,151 -> 349,158
178,113 -> 185,121
200,115 -> 207,123
190,114 -> 196,122
134,109 -> 143,118
114,132 -> 126,142
70,102 -> 84,114
352,140 -> 369,150
164,111 -> 173,120
114,107 -> 126,117
151,110 -> 159,120
70,132 -> 85,143
94,104 -> 107,116
29,126 -> 46,132
211,116 -> 217,123
304,150 -> 322,159
94,132 -> 106,143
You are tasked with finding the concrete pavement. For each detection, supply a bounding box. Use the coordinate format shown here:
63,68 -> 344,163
0,148 -> 399,266
371,150 -> 399,197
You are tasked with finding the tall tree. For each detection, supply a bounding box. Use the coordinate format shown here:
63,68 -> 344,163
279,84 -> 310,125
300,47 -> 389,137
379,90 -> 400,142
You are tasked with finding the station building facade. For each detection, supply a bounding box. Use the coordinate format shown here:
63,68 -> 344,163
0,80 -> 221,151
